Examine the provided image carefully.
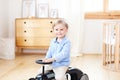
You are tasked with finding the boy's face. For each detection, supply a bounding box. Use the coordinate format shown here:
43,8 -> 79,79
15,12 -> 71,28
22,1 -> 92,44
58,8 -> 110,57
53,24 -> 68,39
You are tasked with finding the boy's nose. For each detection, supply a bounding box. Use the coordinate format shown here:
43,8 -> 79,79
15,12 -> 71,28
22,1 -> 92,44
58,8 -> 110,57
57,30 -> 61,33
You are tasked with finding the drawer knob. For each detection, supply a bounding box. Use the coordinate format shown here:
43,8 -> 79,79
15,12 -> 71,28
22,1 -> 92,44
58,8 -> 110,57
50,30 -> 53,33
24,22 -> 26,24
24,39 -> 27,42
24,30 -> 26,33
50,21 -> 53,24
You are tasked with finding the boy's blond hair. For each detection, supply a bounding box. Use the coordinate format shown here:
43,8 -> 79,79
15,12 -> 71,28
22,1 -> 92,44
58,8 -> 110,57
52,19 -> 68,29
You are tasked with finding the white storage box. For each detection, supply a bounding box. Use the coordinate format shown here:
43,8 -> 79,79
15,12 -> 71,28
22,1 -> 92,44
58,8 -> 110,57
0,38 -> 15,59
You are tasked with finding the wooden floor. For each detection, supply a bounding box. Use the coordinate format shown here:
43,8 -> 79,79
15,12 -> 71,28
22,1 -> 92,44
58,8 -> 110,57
0,54 -> 120,80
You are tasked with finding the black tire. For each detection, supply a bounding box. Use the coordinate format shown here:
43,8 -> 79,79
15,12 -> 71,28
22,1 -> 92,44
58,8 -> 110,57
65,73 -> 71,80
29,78 -> 36,80
80,74 -> 89,80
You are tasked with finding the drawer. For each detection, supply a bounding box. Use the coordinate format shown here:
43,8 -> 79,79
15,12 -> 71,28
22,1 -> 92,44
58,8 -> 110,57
16,37 -> 53,47
16,27 -> 54,37
15,19 -> 56,28
15,19 -> 30,27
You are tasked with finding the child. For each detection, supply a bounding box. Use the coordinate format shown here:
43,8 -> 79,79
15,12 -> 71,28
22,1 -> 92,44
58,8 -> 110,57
42,19 -> 71,80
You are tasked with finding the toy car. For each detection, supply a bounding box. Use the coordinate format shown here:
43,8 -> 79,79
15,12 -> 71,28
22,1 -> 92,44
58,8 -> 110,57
29,60 -> 89,80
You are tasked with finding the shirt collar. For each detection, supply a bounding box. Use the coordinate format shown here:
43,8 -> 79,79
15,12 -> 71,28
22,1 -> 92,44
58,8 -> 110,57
53,36 -> 67,44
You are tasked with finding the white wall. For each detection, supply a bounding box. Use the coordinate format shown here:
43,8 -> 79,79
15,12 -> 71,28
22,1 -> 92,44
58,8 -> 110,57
82,19 -> 104,54
8,0 -> 21,38
66,0 -> 84,56
0,0 -> 8,37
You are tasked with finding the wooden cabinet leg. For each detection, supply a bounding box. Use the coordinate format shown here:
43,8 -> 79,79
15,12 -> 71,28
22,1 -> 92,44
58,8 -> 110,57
16,47 -> 22,55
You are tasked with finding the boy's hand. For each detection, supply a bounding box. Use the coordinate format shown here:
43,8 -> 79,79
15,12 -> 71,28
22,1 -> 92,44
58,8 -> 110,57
42,58 -> 55,62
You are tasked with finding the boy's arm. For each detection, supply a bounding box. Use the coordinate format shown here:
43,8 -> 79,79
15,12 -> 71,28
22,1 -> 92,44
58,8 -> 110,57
42,58 -> 55,62
45,40 -> 54,58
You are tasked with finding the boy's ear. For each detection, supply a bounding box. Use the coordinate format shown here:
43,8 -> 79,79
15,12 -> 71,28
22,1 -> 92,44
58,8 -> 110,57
66,29 -> 68,32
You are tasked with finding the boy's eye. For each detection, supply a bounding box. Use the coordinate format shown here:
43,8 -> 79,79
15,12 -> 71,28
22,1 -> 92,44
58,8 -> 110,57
55,29 -> 58,31
60,29 -> 63,31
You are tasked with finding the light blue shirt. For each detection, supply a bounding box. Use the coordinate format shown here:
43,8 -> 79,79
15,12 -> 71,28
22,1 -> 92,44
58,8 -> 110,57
45,36 -> 71,68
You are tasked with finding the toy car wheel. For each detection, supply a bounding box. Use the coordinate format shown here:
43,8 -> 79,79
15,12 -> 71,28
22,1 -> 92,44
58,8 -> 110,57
29,78 -> 36,80
65,73 -> 71,80
80,74 -> 89,80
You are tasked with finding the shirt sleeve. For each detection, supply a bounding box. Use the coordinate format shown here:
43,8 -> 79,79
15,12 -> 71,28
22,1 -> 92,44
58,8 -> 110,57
45,40 -> 53,58
54,41 -> 71,62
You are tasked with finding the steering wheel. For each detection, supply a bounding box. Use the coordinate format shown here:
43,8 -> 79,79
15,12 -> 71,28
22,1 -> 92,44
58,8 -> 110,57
36,60 -> 52,64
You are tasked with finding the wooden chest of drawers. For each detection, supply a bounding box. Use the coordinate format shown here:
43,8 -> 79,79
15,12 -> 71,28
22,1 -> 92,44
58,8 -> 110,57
15,18 -> 58,53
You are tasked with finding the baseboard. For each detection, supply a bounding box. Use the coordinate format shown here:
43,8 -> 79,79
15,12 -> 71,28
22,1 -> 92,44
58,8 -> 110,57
82,53 -> 102,55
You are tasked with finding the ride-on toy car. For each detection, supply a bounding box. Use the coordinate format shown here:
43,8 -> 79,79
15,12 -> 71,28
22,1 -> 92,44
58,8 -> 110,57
29,60 -> 89,80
